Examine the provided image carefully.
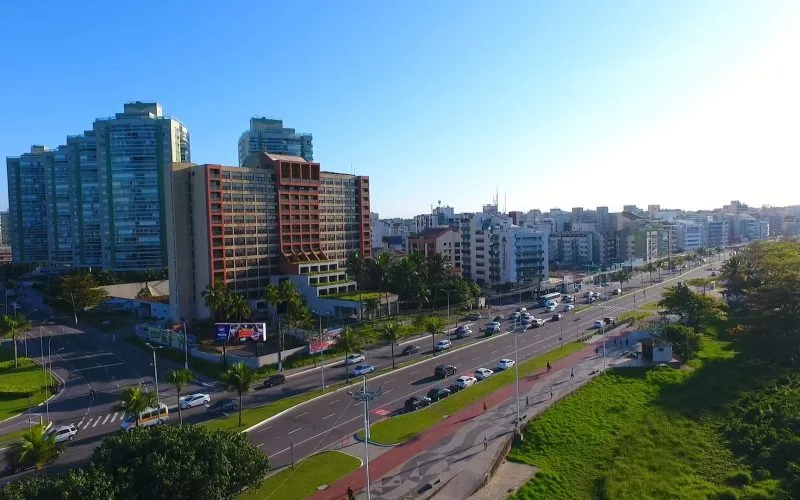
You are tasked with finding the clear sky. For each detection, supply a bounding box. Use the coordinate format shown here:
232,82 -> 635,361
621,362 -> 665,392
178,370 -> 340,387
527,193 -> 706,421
1,1 -> 799,217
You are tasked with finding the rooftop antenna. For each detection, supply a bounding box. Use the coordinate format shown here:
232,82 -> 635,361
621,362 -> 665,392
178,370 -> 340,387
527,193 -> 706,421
504,193 -> 507,214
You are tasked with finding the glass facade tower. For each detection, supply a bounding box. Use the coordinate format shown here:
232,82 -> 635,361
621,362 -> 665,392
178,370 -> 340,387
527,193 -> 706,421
6,146 -> 51,263
45,145 -> 74,264
238,118 -> 313,166
67,131 -> 102,267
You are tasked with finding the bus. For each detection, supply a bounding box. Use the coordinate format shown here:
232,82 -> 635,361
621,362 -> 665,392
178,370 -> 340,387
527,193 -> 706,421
120,403 -> 169,431
539,292 -> 561,306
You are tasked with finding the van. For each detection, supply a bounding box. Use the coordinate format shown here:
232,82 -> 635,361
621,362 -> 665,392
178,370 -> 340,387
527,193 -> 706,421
120,403 -> 169,430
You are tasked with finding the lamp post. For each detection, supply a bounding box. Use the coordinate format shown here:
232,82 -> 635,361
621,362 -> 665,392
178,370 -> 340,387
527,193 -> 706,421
601,305 -> 607,373
349,379 -> 383,500
312,310 -> 326,390
145,343 -> 163,407
512,315 -> 522,440
182,320 -> 189,370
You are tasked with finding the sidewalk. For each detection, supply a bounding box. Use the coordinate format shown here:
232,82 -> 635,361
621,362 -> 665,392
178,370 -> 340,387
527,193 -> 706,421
313,331 -> 635,500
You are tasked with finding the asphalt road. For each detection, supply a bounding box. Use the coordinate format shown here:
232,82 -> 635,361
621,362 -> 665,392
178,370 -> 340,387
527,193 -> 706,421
0,255 -> 725,481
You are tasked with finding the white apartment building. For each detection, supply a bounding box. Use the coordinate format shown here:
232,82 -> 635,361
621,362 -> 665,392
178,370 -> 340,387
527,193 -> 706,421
675,220 -> 704,252
549,231 -> 595,266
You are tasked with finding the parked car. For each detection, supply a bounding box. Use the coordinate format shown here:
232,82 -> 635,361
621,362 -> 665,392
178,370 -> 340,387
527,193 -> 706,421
401,344 -> 420,356
179,393 -> 211,409
492,316 -> 503,323
48,424 -> 78,443
496,359 -> 515,370
564,304 -> 574,312
593,320 -> 605,329
263,374 -> 287,388
467,313 -> 482,321
434,364 -> 457,378
345,353 -> 365,365
404,396 -> 430,412
427,387 -> 451,402
207,399 -> 238,416
455,327 -> 472,339
551,313 -> 563,321
351,364 -> 376,376
435,339 -> 452,351
603,317 -> 617,326
455,375 -> 477,389
475,368 -> 494,380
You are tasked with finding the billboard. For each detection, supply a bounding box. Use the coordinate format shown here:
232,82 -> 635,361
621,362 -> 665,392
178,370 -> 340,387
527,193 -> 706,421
215,323 -> 267,343
309,327 -> 343,354
146,326 -> 196,349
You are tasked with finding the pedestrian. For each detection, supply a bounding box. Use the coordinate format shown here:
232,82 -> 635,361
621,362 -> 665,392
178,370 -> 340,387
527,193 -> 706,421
550,386 -> 554,400
484,435 -> 488,450
347,485 -> 355,500
625,337 -> 629,346
595,346 -> 599,355
570,368 -> 574,380
526,395 -> 529,408
483,400 -> 488,414
547,361 -> 551,372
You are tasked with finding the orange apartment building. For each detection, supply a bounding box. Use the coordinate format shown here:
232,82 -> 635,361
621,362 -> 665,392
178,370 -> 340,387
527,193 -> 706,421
167,153 -> 371,320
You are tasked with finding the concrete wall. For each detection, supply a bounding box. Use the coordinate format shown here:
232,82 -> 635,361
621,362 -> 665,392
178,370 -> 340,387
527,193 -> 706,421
189,345 -> 306,368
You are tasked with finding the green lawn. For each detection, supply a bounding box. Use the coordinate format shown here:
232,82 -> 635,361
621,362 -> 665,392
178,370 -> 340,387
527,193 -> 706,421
325,291 -> 383,302
365,342 -> 585,445
0,348 -> 55,423
572,304 -> 591,313
239,451 -> 361,500
508,336 -> 780,499
616,310 -> 652,325
639,301 -> 662,311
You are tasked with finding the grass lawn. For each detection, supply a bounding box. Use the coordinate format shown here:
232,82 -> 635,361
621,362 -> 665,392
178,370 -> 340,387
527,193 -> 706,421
325,291 -> 383,302
365,342 -> 585,445
0,348 -> 55,424
239,451 -> 361,500
616,310 -> 652,325
508,336 -> 780,499
572,304 -> 591,313
639,301 -> 661,310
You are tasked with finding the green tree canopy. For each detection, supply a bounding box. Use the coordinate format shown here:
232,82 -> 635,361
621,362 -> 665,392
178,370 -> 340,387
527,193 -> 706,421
116,387 -> 158,428
661,324 -> 701,361
658,283 -> 727,330
58,272 -> 109,322
221,362 -> 254,427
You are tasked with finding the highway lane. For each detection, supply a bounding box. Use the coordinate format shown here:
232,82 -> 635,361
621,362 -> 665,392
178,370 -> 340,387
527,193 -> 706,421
250,262 -> 724,469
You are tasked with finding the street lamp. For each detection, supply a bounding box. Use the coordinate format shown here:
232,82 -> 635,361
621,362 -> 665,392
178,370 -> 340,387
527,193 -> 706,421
512,315 -> 522,441
348,379 -> 383,500
442,289 -> 454,341
145,343 -> 164,407
312,310 -> 326,390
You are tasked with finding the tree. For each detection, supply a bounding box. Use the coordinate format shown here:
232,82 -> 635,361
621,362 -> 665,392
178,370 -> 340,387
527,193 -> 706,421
202,281 -> 231,323
371,252 -> 395,319
382,321 -> 403,369
166,369 -> 196,425
0,315 -> 31,368
0,466 -> 115,499
58,272 -> 109,325
7,425 -> 62,472
346,251 -> 368,320
424,316 -> 446,355
339,326 -> 367,382
264,282 -> 281,325
661,324 -> 701,361
221,363 -> 254,427
226,292 -> 251,322
658,283 -> 727,330
90,424 -> 270,499
363,297 -> 379,321
116,387 -> 158,428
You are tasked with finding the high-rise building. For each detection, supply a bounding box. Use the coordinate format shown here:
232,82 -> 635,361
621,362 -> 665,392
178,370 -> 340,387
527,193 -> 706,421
237,118 -> 313,166
94,102 -> 190,271
45,145 -> 74,264
66,131 -> 102,267
167,153 -> 371,321
0,211 -> 10,246
6,146 -> 52,263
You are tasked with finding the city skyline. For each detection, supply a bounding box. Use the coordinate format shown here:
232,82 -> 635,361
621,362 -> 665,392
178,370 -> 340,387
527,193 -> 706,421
2,2 -> 799,217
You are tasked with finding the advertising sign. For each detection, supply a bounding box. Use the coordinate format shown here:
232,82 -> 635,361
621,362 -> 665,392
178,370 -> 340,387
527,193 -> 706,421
309,327 -> 343,354
147,326 -> 195,349
215,323 -> 267,343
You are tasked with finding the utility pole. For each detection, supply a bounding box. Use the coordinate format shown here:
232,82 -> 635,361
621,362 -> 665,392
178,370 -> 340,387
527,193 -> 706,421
349,380 -> 383,500
146,343 -> 163,407
513,314 -> 522,440
182,321 -> 189,370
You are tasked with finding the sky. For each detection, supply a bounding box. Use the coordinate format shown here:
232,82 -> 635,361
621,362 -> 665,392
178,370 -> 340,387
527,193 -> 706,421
1,1 -> 799,217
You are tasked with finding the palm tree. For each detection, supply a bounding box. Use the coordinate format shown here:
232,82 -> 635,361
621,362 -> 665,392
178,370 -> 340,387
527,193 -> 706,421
0,315 -> 31,368
371,252 -> 394,319
346,252 -> 368,321
10,425 -> 62,472
383,321 -> 403,369
424,316 -> 445,356
227,292 -> 251,322
166,369 -> 196,425
202,281 -> 231,323
363,298 -> 380,322
221,362 -> 254,427
339,326 -> 366,382
264,283 -> 281,325
116,387 -> 158,428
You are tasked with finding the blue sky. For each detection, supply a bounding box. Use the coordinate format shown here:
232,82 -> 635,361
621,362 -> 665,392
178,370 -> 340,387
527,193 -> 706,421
2,1 -> 798,217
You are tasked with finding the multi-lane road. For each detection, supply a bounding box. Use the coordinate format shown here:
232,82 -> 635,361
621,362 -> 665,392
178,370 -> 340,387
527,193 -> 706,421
0,257 -> 724,482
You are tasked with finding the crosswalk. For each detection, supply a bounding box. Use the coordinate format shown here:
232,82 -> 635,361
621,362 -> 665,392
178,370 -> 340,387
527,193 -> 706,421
74,412 -> 122,430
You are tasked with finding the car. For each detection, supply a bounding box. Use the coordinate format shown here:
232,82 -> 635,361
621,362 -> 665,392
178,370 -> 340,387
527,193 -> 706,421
351,364 -> 375,376
600,282 -> 610,287
510,312 -> 521,319
563,295 -> 575,303
467,313 -> 482,321
613,288 -> 622,295
564,304 -> 574,312
711,270 -> 719,276
427,387 -> 451,402
516,307 -> 527,313
455,327 -> 472,339
603,317 -> 617,326
475,368 -> 494,380
493,316 -> 503,323
179,393 -> 211,409
551,313 -> 563,321
496,359 -> 515,370
544,305 -> 556,313
404,396 -> 430,412
401,344 -> 420,355
485,324 -> 501,335
530,318 -> 546,328
48,424 -> 78,443
435,339 -> 452,351
435,364 -> 457,378
262,374 -> 287,388
584,291 -> 593,297
455,375 -> 477,388
593,320 -> 605,329
345,353 -> 365,365
448,383 -> 463,394
207,399 -> 238,416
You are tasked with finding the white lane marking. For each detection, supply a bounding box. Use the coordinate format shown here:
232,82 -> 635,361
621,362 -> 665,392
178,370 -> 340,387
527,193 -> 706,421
76,419 -> 84,427
296,411 -> 310,418
257,443 -> 264,448
82,419 -> 92,430
472,356 -> 480,361
73,362 -> 125,372
490,350 -> 498,354
101,414 -> 111,425
323,413 -> 336,420
110,412 -> 119,423
383,389 -> 393,395
92,417 -> 100,428
328,399 -> 341,406
288,427 -> 302,435
255,425 -> 273,434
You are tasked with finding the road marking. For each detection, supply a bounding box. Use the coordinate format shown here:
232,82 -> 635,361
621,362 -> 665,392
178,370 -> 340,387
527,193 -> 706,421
328,399 -> 340,406
323,413 -> 336,420
73,362 -> 125,372
111,412 -> 119,423
490,350 -> 498,354
102,414 -> 111,425
472,356 -> 480,361
92,417 -> 100,428
383,389 -> 393,394
288,427 -> 302,435
82,419 -> 92,430
257,443 -> 264,448
296,411 -> 310,418
76,419 -> 84,427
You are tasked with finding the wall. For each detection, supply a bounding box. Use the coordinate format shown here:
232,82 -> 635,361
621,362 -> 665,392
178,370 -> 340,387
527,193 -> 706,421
189,345 -> 307,368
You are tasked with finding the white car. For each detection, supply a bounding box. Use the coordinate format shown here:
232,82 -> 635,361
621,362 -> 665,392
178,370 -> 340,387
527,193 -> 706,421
594,320 -> 605,329
346,353 -> 365,365
435,339 -> 452,351
516,307 -> 527,313
496,359 -> 515,370
545,305 -> 556,312
475,368 -> 494,380
564,304 -> 574,312
49,424 -> 78,443
351,364 -> 375,376
180,393 -> 211,409
455,375 -> 477,389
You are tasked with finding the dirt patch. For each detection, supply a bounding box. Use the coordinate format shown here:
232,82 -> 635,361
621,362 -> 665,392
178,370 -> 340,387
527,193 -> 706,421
468,460 -> 537,500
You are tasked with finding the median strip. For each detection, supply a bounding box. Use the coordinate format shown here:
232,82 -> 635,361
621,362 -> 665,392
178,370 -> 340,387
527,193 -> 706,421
362,342 -> 585,445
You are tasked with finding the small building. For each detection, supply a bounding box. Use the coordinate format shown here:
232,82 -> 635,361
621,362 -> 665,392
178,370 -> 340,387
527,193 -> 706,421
640,336 -> 673,363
